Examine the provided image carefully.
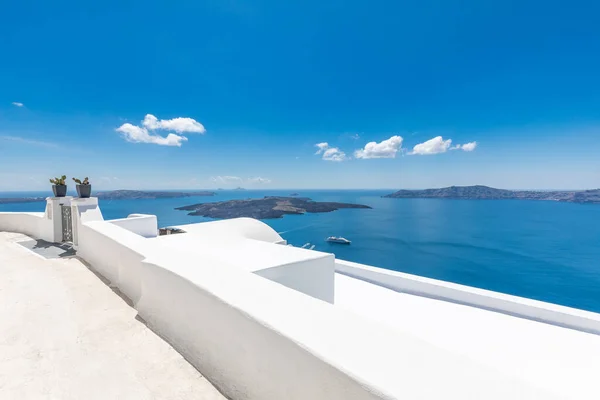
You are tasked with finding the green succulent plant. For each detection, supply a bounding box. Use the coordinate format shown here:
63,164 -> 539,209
49,175 -> 67,186
72,177 -> 90,185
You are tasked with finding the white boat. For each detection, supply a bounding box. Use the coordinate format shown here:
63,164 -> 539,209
326,236 -> 351,244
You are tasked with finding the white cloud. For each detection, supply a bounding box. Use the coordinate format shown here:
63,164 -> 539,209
322,147 -> 347,161
142,114 -> 205,134
354,135 -> 403,159
411,136 -> 477,155
116,114 -> 205,147
248,177 -> 272,184
211,176 -> 242,183
314,142 -> 347,161
11,102 -> 24,107
315,142 -> 329,154
116,123 -> 188,147
460,141 -> 477,152
411,136 -> 453,155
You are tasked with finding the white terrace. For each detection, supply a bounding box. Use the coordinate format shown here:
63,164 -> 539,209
1,196 -> 600,399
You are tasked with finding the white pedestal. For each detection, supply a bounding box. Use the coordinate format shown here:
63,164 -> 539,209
71,197 -> 104,248
42,197 -> 73,243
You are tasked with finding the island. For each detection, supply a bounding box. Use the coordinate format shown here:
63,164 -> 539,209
383,185 -> 600,204
95,190 -> 216,200
175,196 -> 372,219
0,190 -> 216,205
0,197 -> 45,205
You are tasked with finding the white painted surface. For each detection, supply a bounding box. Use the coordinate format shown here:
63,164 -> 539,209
46,197 -> 73,242
335,258 -> 600,334
0,212 -> 45,238
137,254 -> 559,400
173,218 -> 285,244
77,221 -> 148,304
71,197 -> 104,246
3,208 -> 600,399
0,232 -> 225,400
255,256 -> 335,303
109,214 -> 158,238
154,230 -> 335,302
335,272 -> 600,399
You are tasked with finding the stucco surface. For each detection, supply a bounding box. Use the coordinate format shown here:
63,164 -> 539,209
172,218 -> 285,243
0,232 -> 225,400
335,272 -> 600,399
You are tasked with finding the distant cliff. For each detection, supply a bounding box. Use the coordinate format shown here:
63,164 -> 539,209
96,190 -> 216,200
0,190 -> 216,205
0,197 -> 45,205
384,185 -> 600,204
176,196 -> 371,219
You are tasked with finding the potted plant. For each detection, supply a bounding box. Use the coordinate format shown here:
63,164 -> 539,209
72,177 -> 92,198
49,175 -> 67,197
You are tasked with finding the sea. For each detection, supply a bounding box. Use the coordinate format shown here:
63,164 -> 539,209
2,189 -> 600,313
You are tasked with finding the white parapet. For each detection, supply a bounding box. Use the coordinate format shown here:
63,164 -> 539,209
155,219 -> 334,302
71,197 -> 104,247
109,214 -> 158,238
43,196 -> 73,242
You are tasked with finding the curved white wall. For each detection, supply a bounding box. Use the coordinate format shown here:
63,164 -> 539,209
335,259 -> 600,335
108,214 -> 158,238
174,217 -> 286,244
0,212 -> 52,241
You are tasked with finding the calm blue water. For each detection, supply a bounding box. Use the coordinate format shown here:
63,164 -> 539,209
2,190 -> 600,312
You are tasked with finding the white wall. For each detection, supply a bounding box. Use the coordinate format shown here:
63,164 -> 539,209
0,212 -> 47,239
255,256 -> 335,303
77,221 -> 148,304
1,211 -> 570,399
174,218 -> 285,244
71,198 -> 104,246
137,254 -> 550,400
136,256 -> 397,400
335,259 -> 600,335
109,214 -> 158,238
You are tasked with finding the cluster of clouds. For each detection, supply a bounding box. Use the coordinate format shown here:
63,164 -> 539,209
410,136 -> 477,155
116,114 -> 205,147
315,135 -> 477,161
314,143 -> 348,161
210,176 -> 272,185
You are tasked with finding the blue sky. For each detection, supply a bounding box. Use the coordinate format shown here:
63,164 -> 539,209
1,0 -> 599,190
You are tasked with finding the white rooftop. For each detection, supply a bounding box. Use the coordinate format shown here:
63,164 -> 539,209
335,272 -> 600,399
153,231 -> 328,273
0,232 -> 225,400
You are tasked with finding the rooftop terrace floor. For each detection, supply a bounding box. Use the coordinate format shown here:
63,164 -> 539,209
0,232 -> 226,400
335,272 -> 600,399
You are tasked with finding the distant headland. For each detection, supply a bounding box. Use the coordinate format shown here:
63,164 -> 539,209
0,197 -> 45,205
384,185 -> 600,204
176,196 -> 371,219
96,190 -> 216,200
0,190 -> 216,205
